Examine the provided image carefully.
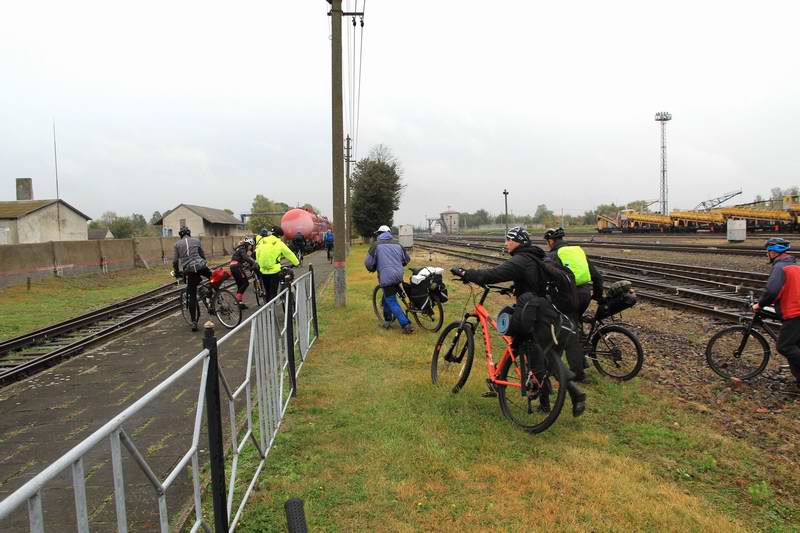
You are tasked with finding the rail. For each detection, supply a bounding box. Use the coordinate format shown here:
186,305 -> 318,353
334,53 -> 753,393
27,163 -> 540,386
0,268 -> 320,532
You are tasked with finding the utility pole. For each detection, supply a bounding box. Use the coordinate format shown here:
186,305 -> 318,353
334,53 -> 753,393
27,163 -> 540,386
328,0 -> 362,306
52,120 -> 62,241
502,189 -> 509,234
345,134 -> 352,249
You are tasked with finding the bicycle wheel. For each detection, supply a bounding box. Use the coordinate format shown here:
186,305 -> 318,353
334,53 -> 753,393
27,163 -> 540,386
431,322 -> 475,393
213,289 -> 242,329
180,290 -> 201,325
705,326 -> 770,380
496,347 -> 567,434
371,285 -> 384,322
412,300 -> 445,332
590,324 -> 644,380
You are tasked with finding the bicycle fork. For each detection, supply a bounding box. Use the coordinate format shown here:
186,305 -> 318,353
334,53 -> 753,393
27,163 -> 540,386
735,322 -> 755,358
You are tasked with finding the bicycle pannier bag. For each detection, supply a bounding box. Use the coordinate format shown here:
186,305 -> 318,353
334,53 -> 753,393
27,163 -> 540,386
430,273 -> 449,303
403,281 -> 431,311
595,287 -> 637,321
209,267 -> 231,287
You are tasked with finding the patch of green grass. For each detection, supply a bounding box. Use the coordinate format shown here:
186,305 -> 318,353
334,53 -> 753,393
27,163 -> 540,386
0,265 -> 173,340
231,245 -> 799,532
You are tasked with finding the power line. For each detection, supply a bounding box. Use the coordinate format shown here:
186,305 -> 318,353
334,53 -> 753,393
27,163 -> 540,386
354,1 -> 365,161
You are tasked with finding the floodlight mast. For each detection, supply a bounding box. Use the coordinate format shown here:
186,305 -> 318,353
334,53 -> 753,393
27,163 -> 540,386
654,111 -> 672,216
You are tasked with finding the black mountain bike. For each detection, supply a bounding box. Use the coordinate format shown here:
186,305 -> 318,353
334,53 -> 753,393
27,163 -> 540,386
372,269 -> 445,332
706,296 -> 779,380
581,312 -> 644,380
178,277 -> 242,329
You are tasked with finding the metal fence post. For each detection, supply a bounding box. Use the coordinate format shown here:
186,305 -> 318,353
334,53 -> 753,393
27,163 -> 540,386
203,322 -> 228,532
308,265 -> 319,338
285,285 -> 298,397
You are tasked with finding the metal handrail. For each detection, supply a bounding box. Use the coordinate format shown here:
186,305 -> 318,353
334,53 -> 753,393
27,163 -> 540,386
0,269 -> 319,532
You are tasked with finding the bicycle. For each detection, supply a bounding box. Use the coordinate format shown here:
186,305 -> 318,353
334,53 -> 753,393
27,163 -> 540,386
242,263 -> 266,307
372,269 -> 445,332
431,281 -> 568,434
177,275 -> 242,329
705,295 -> 780,380
580,309 -> 644,380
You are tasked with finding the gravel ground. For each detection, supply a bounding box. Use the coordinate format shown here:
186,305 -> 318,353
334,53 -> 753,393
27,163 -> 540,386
413,246 -> 800,481
586,247 -> 772,274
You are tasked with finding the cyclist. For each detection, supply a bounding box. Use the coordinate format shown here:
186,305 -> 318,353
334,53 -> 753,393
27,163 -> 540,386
752,237 -> 800,390
230,237 -> 257,310
451,226 -> 586,417
172,227 -> 211,331
365,225 -> 414,334
544,227 -> 604,383
292,231 -> 306,262
256,226 -> 300,303
324,228 -> 334,262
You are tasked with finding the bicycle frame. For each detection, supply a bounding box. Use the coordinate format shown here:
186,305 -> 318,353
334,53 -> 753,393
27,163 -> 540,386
462,286 -> 522,390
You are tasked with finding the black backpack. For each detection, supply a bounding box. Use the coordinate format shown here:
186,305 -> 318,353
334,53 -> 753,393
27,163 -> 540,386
534,256 -> 579,314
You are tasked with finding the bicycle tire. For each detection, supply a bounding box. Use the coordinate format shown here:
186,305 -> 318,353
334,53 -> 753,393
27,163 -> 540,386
412,300 -> 445,332
705,325 -> 770,380
590,324 -> 644,380
431,322 -> 474,393
180,290 -> 201,325
213,289 -> 242,329
496,347 -> 567,434
371,285 -> 383,322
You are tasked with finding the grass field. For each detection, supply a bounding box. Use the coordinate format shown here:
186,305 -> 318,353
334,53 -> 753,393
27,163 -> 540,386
0,266 -> 173,341
235,245 -> 798,532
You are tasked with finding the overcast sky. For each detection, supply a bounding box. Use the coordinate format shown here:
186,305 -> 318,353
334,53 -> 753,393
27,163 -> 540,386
2,0 -> 799,227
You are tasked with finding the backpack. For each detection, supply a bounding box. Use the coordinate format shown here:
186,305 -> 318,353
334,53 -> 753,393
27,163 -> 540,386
535,256 -> 579,314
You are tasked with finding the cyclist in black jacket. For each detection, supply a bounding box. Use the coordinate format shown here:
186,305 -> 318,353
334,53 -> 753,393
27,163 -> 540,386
452,226 -> 586,417
172,227 -> 211,331
230,237 -> 257,309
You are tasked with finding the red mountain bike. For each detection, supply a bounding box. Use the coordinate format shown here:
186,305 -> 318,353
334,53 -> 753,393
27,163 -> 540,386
431,281 -> 568,433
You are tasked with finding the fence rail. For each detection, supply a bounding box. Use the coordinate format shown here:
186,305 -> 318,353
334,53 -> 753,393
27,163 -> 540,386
0,267 -> 320,532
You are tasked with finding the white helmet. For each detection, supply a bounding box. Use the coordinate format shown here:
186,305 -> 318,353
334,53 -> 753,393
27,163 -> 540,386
377,225 -> 391,233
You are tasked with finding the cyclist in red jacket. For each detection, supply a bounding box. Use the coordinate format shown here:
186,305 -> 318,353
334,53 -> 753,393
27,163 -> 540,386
752,237 -> 800,390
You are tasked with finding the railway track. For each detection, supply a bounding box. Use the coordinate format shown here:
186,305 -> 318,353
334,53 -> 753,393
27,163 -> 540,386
431,234 -> 796,257
416,238 -> 762,322
0,282 -> 185,387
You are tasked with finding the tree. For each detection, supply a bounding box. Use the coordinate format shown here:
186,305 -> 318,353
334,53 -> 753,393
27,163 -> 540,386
625,200 -> 651,213
532,204 -> 555,226
109,216 -> 134,239
770,187 -> 783,209
130,213 -> 148,236
247,195 -> 287,233
149,211 -> 163,225
351,145 -> 405,238
223,208 -> 234,215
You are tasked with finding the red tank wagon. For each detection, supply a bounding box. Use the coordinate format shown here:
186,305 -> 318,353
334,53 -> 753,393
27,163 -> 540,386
281,208 -> 332,250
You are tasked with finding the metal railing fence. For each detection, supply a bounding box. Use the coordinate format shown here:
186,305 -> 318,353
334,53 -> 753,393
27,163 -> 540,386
0,267 -> 320,532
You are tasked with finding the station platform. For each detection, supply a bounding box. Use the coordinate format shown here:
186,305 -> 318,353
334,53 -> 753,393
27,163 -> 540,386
0,251 -> 333,531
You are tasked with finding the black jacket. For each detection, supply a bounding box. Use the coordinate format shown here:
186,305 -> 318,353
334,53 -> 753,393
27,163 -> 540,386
231,244 -> 256,268
462,244 -> 546,298
548,240 -> 603,299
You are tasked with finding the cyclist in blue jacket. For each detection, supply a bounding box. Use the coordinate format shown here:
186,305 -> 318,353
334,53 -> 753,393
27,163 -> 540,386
364,225 -> 413,334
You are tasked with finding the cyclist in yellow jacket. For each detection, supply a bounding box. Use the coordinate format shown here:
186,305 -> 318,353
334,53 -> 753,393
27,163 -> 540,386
256,226 -> 300,302
544,227 -> 604,383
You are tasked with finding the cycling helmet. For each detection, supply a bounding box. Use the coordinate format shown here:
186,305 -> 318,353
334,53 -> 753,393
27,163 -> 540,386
178,226 -> 191,238
259,228 -> 269,237
765,237 -> 790,254
377,224 -> 391,234
505,226 -> 530,243
243,237 -> 255,247
271,225 -> 284,237
544,227 -> 565,241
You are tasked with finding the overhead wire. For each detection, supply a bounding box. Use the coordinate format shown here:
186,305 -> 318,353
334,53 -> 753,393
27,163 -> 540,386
354,0 -> 366,161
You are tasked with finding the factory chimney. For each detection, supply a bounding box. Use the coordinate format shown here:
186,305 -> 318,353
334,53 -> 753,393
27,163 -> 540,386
16,178 -> 33,201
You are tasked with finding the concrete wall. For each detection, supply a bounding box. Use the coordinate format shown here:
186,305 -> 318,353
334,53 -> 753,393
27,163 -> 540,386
163,206 -> 204,237
0,220 -> 18,245
17,203 -> 88,243
0,236 -> 230,288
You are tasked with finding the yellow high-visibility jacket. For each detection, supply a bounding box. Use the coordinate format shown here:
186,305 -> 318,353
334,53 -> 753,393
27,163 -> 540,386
256,235 -> 299,275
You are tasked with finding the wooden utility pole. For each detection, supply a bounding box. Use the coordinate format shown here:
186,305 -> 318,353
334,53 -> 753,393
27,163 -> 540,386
330,0 -> 347,307
345,134 -> 352,249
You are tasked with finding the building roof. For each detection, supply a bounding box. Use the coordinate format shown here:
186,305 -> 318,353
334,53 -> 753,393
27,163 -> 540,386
156,204 -> 242,226
0,199 -> 91,221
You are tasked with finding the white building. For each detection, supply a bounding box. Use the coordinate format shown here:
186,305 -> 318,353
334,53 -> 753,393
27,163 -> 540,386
0,200 -> 90,244
157,204 -> 246,237
440,210 -> 459,234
